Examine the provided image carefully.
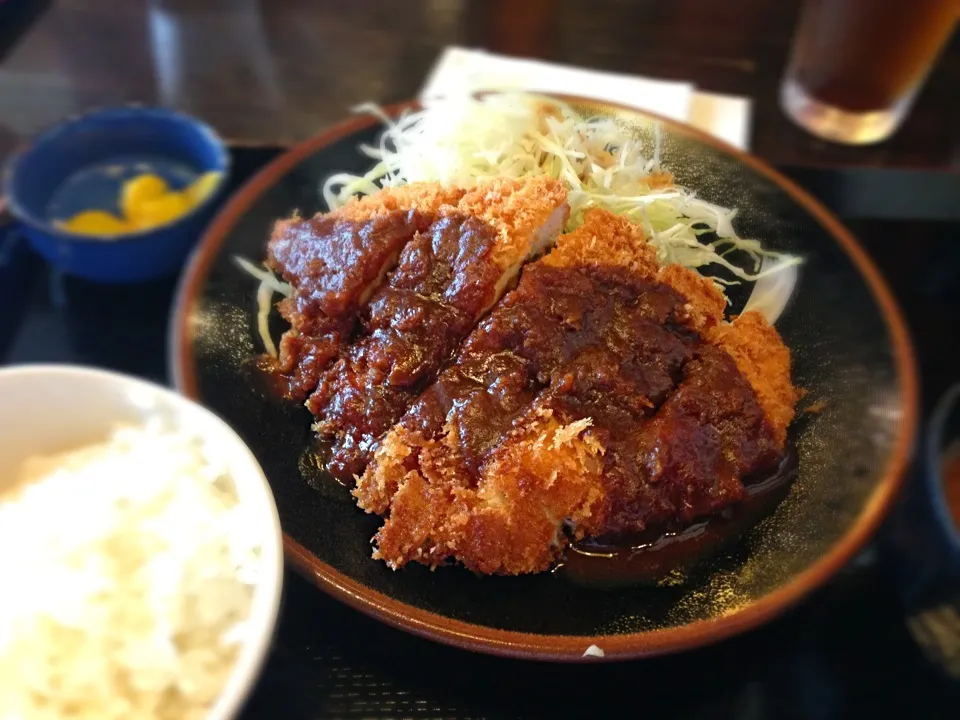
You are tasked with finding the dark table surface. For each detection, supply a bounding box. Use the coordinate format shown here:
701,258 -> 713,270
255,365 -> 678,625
0,0 -> 958,172
1,144 -> 959,719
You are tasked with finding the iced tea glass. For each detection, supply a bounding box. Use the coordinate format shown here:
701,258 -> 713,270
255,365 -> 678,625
781,0 -> 957,144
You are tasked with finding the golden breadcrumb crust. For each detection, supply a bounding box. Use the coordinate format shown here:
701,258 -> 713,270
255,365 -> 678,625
656,264 -> 726,333
371,409 -> 605,575
542,208 -> 657,277
706,311 -> 799,446
454,176 -> 568,270
330,182 -> 467,222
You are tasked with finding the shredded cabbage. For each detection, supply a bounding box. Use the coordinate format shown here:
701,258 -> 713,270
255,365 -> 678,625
742,257 -> 800,323
322,92 -> 801,314
233,257 -> 291,358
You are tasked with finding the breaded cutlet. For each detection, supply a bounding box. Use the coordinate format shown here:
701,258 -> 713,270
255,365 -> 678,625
357,209 -> 799,575
268,182 -> 466,312
264,182 -> 466,398
371,409 -> 607,575
308,176 -> 569,481
455,176 -> 570,304
356,209 -> 680,517
356,211 -> 675,571
707,311 -> 800,445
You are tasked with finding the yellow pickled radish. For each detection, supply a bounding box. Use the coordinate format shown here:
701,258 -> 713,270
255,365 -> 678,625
129,192 -> 190,229
57,210 -> 131,236
57,169 -> 219,237
120,173 -> 168,220
184,171 -> 222,206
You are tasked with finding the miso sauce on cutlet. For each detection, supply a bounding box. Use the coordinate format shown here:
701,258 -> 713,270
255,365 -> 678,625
378,259 -> 792,576
404,262 -> 782,526
560,447 -> 798,587
264,209 -> 436,401
309,213 -> 503,481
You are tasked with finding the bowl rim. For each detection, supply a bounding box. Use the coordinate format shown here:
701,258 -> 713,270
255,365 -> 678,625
0,363 -> 284,714
2,104 -> 231,243
169,95 -> 919,662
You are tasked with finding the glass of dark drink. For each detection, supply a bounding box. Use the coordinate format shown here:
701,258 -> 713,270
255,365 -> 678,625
781,0 -> 957,144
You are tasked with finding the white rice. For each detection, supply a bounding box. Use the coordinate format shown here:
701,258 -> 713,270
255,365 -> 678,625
0,419 -> 262,720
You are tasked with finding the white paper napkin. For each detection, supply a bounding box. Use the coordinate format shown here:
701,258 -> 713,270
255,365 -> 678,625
420,47 -> 752,150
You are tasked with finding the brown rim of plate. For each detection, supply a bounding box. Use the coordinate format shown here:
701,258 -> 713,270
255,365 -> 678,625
170,96 -> 919,662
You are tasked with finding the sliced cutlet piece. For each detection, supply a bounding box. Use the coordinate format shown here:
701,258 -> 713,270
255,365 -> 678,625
264,183 -> 466,399
308,177 -> 569,481
356,209 -> 658,516
357,210 -> 682,572
372,406 -> 607,575
358,210 -> 800,575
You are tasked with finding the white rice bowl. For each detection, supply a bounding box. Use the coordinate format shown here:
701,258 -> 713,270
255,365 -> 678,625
0,366 -> 283,720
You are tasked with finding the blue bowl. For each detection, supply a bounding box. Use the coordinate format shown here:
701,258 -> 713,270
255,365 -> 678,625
3,106 -> 229,282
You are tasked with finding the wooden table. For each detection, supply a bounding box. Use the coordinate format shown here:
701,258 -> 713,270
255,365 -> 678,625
1,0 -> 958,173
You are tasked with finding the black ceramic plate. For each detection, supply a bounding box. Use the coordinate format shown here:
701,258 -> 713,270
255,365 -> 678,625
172,99 -> 917,661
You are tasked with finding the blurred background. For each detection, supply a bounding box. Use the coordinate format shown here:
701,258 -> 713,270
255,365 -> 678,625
0,0 -> 955,161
